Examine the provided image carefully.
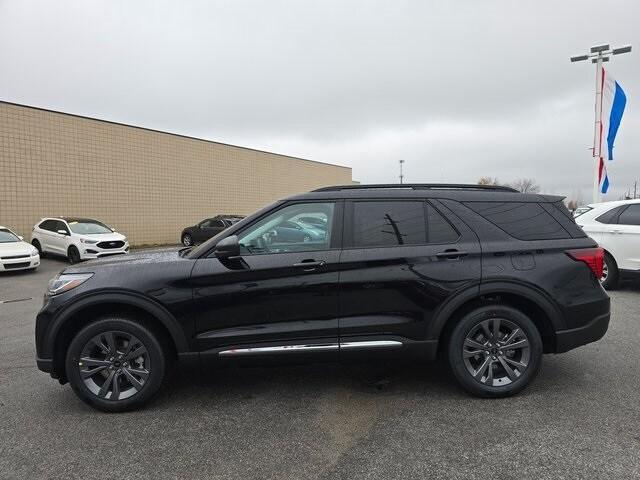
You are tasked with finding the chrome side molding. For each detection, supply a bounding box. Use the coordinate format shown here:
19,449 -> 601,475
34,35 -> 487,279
218,340 -> 403,357
340,340 -> 403,349
219,343 -> 338,356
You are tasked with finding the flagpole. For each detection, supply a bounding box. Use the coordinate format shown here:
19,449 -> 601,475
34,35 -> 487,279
570,43 -> 631,204
593,52 -> 603,204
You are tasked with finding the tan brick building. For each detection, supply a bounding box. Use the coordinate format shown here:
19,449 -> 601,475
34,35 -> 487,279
0,102 -> 352,245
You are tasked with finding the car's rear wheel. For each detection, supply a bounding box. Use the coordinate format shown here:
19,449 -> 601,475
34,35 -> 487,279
448,305 -> 542,398
65,317 -> 166,412
600,252 -> 619,290
67,246 -> 81,264
32,239 -> 45,258
182,233 -> 193,246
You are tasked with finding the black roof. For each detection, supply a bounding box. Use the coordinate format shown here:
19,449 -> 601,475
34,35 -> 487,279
288,184 -> 563,203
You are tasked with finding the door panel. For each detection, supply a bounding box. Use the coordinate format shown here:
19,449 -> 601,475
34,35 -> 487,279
190,251 -> 340,354
338,199 -> 481,347
190,200 -> 343,363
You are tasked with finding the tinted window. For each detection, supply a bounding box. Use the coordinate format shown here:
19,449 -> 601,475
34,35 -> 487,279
210,220 -> 225,228
238,202 -> 334,254
426,204 -> 459,243
39,220 -> 56,232
465,202 -> 569,240
352,201 -> 426,247
595,205 -> 626,224
55,221 -> 69,234
618,205 -> 640,226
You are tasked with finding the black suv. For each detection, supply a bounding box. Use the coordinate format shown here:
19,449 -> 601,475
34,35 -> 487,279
36,184 -> 610,411
180,215 -> 243,246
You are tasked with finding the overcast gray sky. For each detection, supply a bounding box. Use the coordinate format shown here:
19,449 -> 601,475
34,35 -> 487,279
1,0 -> 638,201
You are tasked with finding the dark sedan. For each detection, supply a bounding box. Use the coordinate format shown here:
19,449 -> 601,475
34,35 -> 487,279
181,215 -> 243,246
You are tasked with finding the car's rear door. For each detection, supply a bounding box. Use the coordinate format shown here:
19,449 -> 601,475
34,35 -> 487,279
190,200 -> 343,365
338,198 -> 481,358
609,204 -> 640,270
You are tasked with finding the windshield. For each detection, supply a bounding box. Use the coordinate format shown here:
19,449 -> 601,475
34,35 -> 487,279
0,229 -> 20,243
68,220 -> 113,235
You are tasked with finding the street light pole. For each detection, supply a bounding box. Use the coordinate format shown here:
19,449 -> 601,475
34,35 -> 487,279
399,159 -> 405,184
570,43 -> 631,203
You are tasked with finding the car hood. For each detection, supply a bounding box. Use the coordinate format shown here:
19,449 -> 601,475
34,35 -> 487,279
0,241 -> 37,257
78,232 -> 127,242
64,247 -> 184,272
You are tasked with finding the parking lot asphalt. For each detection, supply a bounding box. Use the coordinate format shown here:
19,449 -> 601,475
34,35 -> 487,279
1,257 -> 639,480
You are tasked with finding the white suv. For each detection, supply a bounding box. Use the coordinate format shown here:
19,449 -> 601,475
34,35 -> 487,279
575,199 -> 640,289
31,217 -> 129,264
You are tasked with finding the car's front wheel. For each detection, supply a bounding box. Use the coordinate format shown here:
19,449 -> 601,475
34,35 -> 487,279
67,246 -> 81,264
65,317 -> 167,412
448,305 -> 542,398
182,233 -> 193,246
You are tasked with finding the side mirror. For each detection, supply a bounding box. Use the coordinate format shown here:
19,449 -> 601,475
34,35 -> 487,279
57,229 -> 69,235
214,235 -> 240,259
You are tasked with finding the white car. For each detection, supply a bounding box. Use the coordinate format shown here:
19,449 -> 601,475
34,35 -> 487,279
31,217 -> 129,264
0,226 -> 40,272
575,199 -> 640,289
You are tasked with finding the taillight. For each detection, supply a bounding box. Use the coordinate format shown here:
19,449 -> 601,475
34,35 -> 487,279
566,247 -> 604,278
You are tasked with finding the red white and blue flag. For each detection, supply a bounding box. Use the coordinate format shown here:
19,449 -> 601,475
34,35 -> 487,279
597,68 -> 627,194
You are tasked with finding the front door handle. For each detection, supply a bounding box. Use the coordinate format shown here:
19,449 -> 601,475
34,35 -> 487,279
293,260 -> 326,272
436,249 -> 467,259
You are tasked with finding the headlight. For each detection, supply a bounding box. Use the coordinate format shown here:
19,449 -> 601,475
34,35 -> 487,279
47,273 -> 93,296
31,249 -> 39,257
80,239 -> 98,244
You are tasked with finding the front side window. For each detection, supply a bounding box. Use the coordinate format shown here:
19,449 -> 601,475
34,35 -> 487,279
352,201 -> 426,247
67,220 -> 111,235
0,228 -> 20,243
617,205 -> 640,226
238,203 -> 335,254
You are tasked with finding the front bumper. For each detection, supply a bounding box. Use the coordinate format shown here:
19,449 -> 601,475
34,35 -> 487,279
555,312 -> 610,353
79,245 -> 129,260
0,254 -> 40,271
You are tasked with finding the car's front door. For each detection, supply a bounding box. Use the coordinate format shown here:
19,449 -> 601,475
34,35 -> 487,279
49,220 -> 71,255
338,198 -> 482,359
190,201 -> 342,365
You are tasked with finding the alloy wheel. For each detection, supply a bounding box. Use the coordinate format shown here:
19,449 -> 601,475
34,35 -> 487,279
600,261 -> 609,283
462,318 -> 531,387
183,234 -> 193,246
78,331 -> 150,401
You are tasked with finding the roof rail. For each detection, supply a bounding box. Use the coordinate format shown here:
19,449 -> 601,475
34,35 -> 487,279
313,183 -> 519,193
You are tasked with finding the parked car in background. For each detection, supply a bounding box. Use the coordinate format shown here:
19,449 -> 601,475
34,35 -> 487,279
31,217 -> 129,264
575,199 -> 640,289
181,215 -> 243,246
35,184 -> 610,412
0,226 -> 40,272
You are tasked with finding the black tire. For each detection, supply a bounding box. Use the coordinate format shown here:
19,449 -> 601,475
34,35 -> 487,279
448,305 -> 543,398
67,246 -> 81,264
32,239 -> 45,258
600,252 -> 619,290
65,317 -> 167,412
182,233 -> 193,247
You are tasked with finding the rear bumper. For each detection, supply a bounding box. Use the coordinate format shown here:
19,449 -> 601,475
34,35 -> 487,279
555,312 -> 610,353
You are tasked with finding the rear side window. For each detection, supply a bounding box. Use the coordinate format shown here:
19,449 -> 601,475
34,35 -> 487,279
618,205 -> 640,226
426,204 -> 459,243
39,220 -> 56,232
352,201 -> 426,247
595,205 -> 626,224
465,202 -> 569,240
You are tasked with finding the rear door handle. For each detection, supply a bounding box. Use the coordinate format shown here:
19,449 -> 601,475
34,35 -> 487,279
293,260 -> 326,272
436,250 -> 468,259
